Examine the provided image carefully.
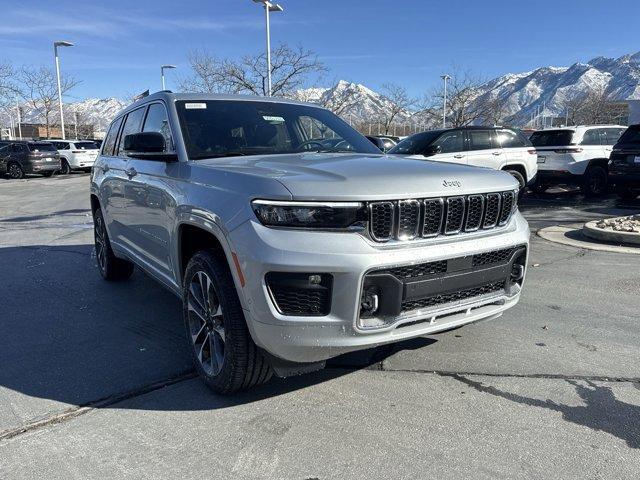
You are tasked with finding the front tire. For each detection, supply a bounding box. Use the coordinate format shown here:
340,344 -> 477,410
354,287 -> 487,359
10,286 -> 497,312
93,207 -> 134,281
582,165 -> 607,197
183,250 -> 272,394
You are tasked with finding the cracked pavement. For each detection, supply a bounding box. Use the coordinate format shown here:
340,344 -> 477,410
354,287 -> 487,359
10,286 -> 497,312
0,175 -> 639,479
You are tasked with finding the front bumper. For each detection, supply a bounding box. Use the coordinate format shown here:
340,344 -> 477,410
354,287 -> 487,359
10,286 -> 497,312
609,169 -> 640,188
536,169 -> 583,184
230,212 -> 530,363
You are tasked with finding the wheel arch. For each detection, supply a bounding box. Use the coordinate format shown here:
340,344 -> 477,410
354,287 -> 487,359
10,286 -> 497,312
502,163 -> 528,183
586,158 -> 610,172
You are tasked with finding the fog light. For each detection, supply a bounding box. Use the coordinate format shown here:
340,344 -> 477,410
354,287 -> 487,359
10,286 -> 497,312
308,274 -> 322,285
360,286 -> 380,317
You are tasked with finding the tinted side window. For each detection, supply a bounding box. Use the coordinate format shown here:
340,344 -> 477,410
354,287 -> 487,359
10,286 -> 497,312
603,128 -> 625,145
432,130 -> 464,153
581,129 -> 602,145
468,130 -> 493,150
117,107 -> 147,157
496,129 -> 526,148
142,103 -> 174,152
102,117 -> 123,156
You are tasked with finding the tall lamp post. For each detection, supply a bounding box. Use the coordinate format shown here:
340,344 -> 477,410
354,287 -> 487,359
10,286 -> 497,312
54,40 -> 74,139
252,0 -> 284,97
440,74 -> 451,129
16,102 -> 22,140
161,64 -> 176,90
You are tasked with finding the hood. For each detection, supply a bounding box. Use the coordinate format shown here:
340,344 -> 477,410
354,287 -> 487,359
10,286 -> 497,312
194,152 -> 518,201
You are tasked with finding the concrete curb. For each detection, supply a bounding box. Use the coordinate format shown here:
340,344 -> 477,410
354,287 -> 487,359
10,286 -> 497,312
583,220 -> 640,246
537,225 -> 640,255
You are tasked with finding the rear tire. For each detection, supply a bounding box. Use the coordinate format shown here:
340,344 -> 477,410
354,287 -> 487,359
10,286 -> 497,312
581,165 -> 607,197
93,207 -> 134,281
183,250 -> 273,395
8,162 -> 24,179
59,159 -> 71,175
505,169 -> 526,191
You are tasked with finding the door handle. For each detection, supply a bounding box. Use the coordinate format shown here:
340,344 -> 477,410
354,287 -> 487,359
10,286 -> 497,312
453,154 -> 464,159
492,151 -> 502,156
125,167 -> 137,178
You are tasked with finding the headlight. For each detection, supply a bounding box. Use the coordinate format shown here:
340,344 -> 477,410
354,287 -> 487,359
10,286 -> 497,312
252,200 -> 367,230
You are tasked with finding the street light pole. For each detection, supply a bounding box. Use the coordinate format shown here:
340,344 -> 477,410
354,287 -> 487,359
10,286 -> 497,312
54,40 -> 74,140
16,102 -> 22,140
161,64 -> 177,90
253,0 -> 283,97
441,74 -> 451,129
74,110 -> 78,139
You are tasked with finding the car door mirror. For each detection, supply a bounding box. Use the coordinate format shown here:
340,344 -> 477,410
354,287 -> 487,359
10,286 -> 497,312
124,132 -> 177,161
422,145 -> 441,157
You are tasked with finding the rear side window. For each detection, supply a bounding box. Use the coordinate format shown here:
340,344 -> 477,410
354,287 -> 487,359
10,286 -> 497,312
468,130 -> 493,150
617,125 -> 640,145
74,141 -> 98,150
142,103 -> 174,152
102,117 -> 123,156
603,128 -> 625,145
52,142 -> 69,150
581,129 -> 603,146
495,129 -> 529,148
432,130 -> 464,153
28,143 -> 56,152
530,130 -> 574,147
117,107 -> 147,156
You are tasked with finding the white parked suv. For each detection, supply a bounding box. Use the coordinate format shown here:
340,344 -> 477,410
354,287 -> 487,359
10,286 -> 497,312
530,125 -> 626,196
388,127 -> 538,191
50,139 -> 100,174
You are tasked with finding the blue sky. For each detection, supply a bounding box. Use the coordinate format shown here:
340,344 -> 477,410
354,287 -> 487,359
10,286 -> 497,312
4,0 -> 640,101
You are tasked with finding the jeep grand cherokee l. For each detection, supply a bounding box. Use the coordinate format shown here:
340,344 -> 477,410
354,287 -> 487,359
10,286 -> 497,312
91,92 -> 530,394
388,126 -> 538,191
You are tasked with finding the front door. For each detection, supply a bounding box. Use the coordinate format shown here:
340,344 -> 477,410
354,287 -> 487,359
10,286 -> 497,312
429,129 -> 467,165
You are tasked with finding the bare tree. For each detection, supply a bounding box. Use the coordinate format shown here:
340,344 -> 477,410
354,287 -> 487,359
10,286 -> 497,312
379,83 -> 415,134
558,86 -> 626,126
181,44 -> 326,97
478,94 -> 508,126
19,66 -> 79,138
421,70 -> 488,127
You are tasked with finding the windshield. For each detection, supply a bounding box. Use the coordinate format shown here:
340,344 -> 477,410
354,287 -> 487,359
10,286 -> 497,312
617,126 -> 640,146
388,131 -> 443,155
74,141 -> 98,150
27,142 -> 57,152
530,130 -> 574,147
175,100 -> 380,160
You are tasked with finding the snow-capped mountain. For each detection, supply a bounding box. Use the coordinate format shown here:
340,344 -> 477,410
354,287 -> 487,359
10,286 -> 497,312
473,51 -> 640,124
20,97 -> 127,133
14,51 -> 640,131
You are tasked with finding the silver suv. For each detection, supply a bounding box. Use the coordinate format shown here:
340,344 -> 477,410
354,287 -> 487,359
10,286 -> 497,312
91,92 -> 530,394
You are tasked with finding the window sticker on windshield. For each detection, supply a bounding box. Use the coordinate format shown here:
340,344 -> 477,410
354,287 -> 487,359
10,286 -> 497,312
185,103 -> 207,109
263,115 -> 285,123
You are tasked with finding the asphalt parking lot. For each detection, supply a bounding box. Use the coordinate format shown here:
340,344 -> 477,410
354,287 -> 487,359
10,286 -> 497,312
0,174 -> 639,479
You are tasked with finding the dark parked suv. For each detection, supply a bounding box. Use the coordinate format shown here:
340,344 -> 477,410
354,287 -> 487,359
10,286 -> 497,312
609,124 -> 640,200
0,140 -> 61,179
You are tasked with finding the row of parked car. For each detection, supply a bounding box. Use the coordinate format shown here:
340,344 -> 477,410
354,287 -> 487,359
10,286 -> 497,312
0,138 -> 102,179
365,124 -> 640,199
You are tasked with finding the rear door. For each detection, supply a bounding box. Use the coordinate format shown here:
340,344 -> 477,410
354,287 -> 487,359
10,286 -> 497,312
580,128 -> 606,162
0,142 -> 9,173
465,129 -> 504,170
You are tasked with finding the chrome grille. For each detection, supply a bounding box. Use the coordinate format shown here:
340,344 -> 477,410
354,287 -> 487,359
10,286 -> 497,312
368,191 -> 516,243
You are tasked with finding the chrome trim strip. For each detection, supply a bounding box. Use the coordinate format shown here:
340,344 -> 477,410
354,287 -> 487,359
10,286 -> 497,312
482,193 -> 501,229
369,201 -> 395,242
252,199 -> 364,208
398,199 -> 421,240
444,196 -> 465,235
464,194 -> 484,232
421,198 -> 445,238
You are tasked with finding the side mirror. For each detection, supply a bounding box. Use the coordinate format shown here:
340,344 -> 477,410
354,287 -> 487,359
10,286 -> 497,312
124,132 -> 177,161
422,145 -> 441,157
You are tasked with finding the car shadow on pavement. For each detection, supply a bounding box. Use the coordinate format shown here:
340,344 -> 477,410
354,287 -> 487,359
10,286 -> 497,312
0,244 -> 437,422
0,209 -> 90,223
449,375 -> 640,449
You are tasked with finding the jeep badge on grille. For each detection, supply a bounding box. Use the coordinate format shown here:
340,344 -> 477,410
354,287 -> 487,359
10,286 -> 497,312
442,180 -> 462,187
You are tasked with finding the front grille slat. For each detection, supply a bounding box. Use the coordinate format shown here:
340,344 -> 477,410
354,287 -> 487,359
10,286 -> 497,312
368,191 -> 516,242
